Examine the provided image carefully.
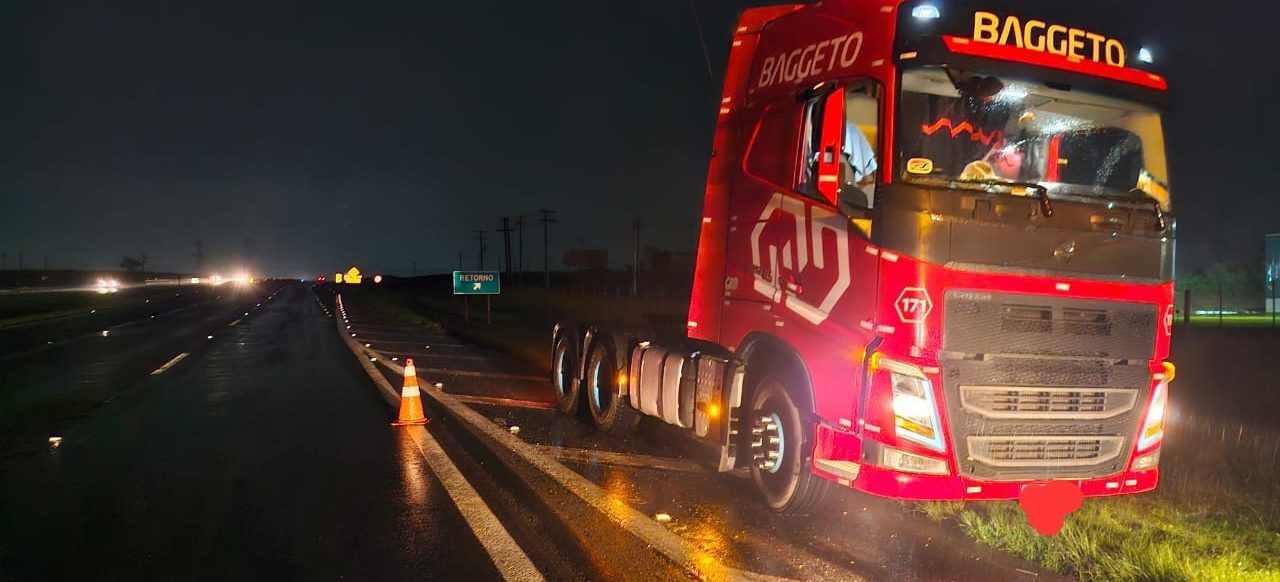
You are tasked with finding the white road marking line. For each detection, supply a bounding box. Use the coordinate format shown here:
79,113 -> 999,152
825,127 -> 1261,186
450,394 -> 558,410
424,383 -> 805,582
150,353 -> 189,376
228,319 -> 242,327
337,325 -> 542,580
534,445 -> 705,474
341,313 -> 803,582
402,425 -> 544,582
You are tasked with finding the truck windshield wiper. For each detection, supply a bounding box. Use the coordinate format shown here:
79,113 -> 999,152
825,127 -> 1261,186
957,179 -> 1054,218
1049,186 -> 1168,232
1128,189 -> 1167,231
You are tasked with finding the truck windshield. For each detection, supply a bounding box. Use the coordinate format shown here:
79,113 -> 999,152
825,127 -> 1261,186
897,67 -> 1171,209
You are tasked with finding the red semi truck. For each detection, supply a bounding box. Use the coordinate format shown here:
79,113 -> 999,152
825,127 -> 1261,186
551,0 -> 1174,513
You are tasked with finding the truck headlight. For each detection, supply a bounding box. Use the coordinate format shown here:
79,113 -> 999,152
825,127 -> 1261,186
875,355 -> 946,452
1137,378 -> 1168,451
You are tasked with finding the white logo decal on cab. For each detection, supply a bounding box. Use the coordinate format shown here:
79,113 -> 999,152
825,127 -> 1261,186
749,193 -> 851,325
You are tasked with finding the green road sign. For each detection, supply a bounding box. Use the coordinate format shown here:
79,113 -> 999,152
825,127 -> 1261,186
453,271 -> 500,295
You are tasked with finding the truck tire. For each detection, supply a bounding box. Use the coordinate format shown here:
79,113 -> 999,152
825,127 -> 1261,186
585,340 -> 639,434
748,376 -> 829,514
552,332 -> 583,416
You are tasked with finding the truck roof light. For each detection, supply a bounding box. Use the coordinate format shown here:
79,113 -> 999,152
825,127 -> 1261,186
911,4 -> 941,20
1138,47 -> 1154,64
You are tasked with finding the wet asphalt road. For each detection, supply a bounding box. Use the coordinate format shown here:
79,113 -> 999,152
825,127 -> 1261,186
1,284 -> 282,453
3,280 -> 1071,581
1,284 -> 498,580
335,287 -> 1068,582
0,284 -> 219,357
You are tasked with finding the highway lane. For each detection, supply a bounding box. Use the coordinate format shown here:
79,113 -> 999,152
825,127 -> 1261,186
0,283 -> 230,357
0,283 -> 287,453
0,285 -> 501,580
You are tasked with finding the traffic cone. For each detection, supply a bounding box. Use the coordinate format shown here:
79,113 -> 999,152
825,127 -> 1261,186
392,358 -> 428,425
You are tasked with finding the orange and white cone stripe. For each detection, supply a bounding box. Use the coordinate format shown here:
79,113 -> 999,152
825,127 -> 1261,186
393,358 -> 428,425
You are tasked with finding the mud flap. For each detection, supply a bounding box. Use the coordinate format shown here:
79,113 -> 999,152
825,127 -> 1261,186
717,361 -> 744,472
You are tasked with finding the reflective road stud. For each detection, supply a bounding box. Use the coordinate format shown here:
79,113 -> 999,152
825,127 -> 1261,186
392,358 -> 429,426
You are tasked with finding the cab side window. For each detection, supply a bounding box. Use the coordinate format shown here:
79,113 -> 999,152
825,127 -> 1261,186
797,82 -> 882,209
843,85 -> 880,209
744,101 -> 803,189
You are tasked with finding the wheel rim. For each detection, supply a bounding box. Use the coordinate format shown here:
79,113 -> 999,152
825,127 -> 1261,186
554,344 -> 572,399
589,356 -> 613,415
751,412 -> 785,474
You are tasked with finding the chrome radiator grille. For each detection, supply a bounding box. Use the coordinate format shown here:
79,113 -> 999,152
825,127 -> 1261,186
960,386 -> 1138,420
967,436 -> 1125,467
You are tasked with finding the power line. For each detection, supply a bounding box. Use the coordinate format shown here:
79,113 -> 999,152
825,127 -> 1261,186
686,0 -> 714,83
473,230 -> 488,270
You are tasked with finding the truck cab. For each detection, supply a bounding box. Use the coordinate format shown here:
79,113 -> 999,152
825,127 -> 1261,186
553,0 -> 1174,513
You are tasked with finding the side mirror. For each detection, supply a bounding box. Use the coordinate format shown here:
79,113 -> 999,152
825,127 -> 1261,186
815,86 -> 845,205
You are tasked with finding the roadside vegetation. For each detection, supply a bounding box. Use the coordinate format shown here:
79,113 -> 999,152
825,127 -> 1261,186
919,413 -> 1280,581
354,276 -> 688,374
1182,314 -> 1280,327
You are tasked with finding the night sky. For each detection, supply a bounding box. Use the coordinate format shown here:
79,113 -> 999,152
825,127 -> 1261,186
3,0 -> 1277,277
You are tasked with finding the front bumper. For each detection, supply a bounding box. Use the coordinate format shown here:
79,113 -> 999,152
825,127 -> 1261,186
842,461 -> 1158,501
811,423 -> 1159,501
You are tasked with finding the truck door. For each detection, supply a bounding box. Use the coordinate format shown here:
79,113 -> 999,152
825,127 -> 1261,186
722,97 -> 808,343
778,83 -> 883,422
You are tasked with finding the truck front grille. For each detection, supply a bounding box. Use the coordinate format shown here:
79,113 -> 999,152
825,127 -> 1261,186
960,386 -> 1138,419
968,436 -> 1124,467
941,291 -> 1156,480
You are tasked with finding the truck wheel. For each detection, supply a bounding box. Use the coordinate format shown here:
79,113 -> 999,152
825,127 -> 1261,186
552,332 -> 583,416
748,377 -> 829,514
585,341 -> 639,433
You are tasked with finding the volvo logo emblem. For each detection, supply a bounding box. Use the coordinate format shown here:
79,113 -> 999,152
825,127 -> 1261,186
1053,241 -> 1077,262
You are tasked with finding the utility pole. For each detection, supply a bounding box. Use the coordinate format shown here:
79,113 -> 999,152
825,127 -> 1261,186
474,229 -> 487,270
516,216 -> 525,274
540,209 -> 557,289
193,239 -> 205,274
17,252 -> 23,271
243,238 -> 257,272
1183,288 -> 1191,325
1218,278 -> 1224,327
412,261 -> 418,276
632,220 -> 640,297
498,217 -> 514,275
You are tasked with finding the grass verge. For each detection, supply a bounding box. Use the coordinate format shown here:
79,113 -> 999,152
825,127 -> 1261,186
917,416 -> 1280,581
400,283 -> 686,373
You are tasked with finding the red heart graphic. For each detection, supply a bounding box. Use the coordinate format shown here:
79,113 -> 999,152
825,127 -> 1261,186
1018,481 -> 1084,536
